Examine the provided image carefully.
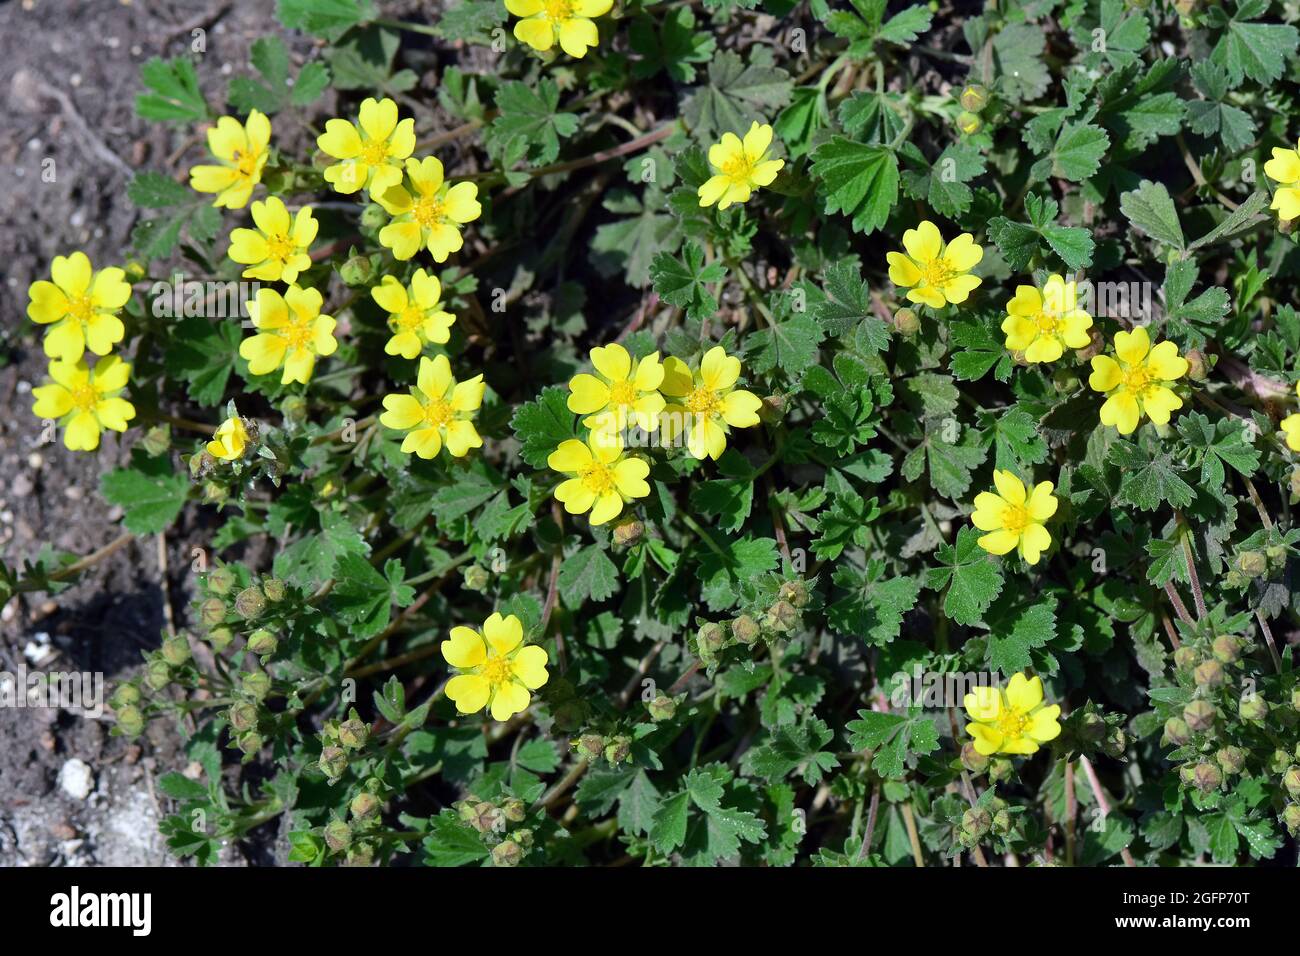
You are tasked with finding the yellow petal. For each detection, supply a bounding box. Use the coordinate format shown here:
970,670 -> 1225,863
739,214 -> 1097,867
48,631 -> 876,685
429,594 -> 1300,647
381,393 -> 425,430
979,529 -> 1020,556
720,389 -> 761,428
1026,482 -> 1057,522
1089,355 -> 1121,393
51,252 -> 92,297
613,458 -> 650,498
964,685 -> 1001,721
317,118 -> 361,159
589,491 -> 624,525
446,674 -> 490,714
514,16 -> 555,51
483,612 -> 523,656
444,419 -> 482,457
443,626 -> 487,669
700,346 -> 740,390
510,645 -> 550,690
1100,392 -> 1141,435
992,470 -> 1026,506
568,373 -> 611,414
903,220 -> 942,264
490,682 -> 531,721
1113,326 -> 1151,366
1005,673 -> 1044,714
1139,385 -> 1183,426
1145,340 -> 1188,381
942,233 -> 983,272
548,438 -> 594,473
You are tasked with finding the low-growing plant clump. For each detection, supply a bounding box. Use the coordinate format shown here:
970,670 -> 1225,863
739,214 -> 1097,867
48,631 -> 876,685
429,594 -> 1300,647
8,0 -> 1300,868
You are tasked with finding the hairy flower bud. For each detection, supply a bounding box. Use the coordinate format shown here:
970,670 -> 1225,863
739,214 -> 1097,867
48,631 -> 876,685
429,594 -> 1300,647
961,807 -> 992,838
575,734 -> 605,762
1292,687 -> 1300,713
1163,717 -> 1191,747
246,629 -> 278,657
1211,634 -> 1242,664
228,700 -> 259,733
207,565 -> 237,596
956,110 -> 982,135
1283,803 -> 1300,836
1216,746 -> 1246,775
1194,660 -> 1225,688
1080,712 -> 1106,742
604,735 -> 632,765
732,614 -> 760,645
320,745 -> 348,779
1102,727 -> 1128,759
1183,349 -> 1208,382
1284,766 -> 1300,799
1239,695 -> 1269,722
697,621 -> 725,660
501,797 -> 526,823
237,730 -> 263,756
491,839 -> 524,867
1237,551 -> 1267,577
462,564 -> 491,592
145,660 -> 171,691
1183,700 -> 1216,732
199,597 -> 227,628
324,819 -> 352,853
234,585 -> 266,619
1173,646 -> 1199,671
1192,761 -> 1222,793
779,580 -> 810,609
764,599 -> 798,634
350,791 -> 380,821
647,695 -> 677,721
262,578 -> 286,603
988,758 -> 1014,784
206,627 -> 233,653
115,705 -> 144,737
961,741 -> 990,774
959,83 -> 989,111
111,684 -> 141,709
241,669 -> 271,700
338,718 -> 369,750
892,307 -> 920,336
361,203 -> 388,231
340,254 -> 374,287
612,519 -> 644,548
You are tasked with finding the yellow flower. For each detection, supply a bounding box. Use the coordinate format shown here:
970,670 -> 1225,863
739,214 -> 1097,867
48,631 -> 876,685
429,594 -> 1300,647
207,416 -> 249,460
964,672 -> 1061,756
379,354 -> 485,458
887,220 -> 983,309
376,157 -> 481,262
442,612 -> 549,721
1281,381 -> 1300,451
189,110 -> 271,209
659,346 -> 763,461
548,434 -> 651,526
239,286 -> 338,385
1264,138 -> 1300,222
567,343 -> 666,443
27,252 -> 131,362
317,97 -> 415,198
372,270 -> 455,360
31,356 -> 135,452
971,470 -> 1057,565
697,122 -> 785,209
1001,274 -> 1093,363
506,0 -> 613,58
227,197 -> 317,284
1088,326 -> 1189,435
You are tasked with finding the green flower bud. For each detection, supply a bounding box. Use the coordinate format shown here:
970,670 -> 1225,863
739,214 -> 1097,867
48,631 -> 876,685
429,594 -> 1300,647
1239,695 -> 1269,722
764,600 -> 798,634
206,626 -> 234,652
513,827 -> 534,849
262,578 -> 286,603
647,695 -> 678,721
462,565 -> 491,592
604,735 -> 632,765
228,700 -> 259,733
1292,686 -> 1300,713
1237,551 -> 1267,577
732,614 -> 760,645
1080,712 -> 1107,742
361,203 -> 388,231
319,745 -> 348,779
338,718 -> 369,750
339,254 -> 374,287
110,684 -> 141,708
467,801 -> 499,834
892,307 -> 920,336
345,844 -> 375,867
234,586 -> 266,619
1163,717 -> 1191,746
961,807 -> 992,838
1216,746 -> 1246,775
491,839 -> 524,867
956,110 -> 982,135
959,83 -> 989,111
1284,766 -> 1300,799
1183,349 -> 1207,382
1173,646 -> 1199,671
140,424 -> 171,457
145,660 -> 171,691
575,734 -> 605,762
199,597 -> 227,628
1266,544 -> 1288,564
1183,700 -> 1216,732
282,394 -> 308,425
207,565 -> 237,596
114,705 -> 144,737
1192,761 -> 1222,793
696,621 -> 725,662
237,730 -> 263,756
1179,764 -> 1197,787
960,741 -> 990,774
202,480 -> 228,505
1211,635 -> 1242,664
241,670 -> 272,700
246,629 -> 278,657
991,808 -> 1013,836
1102,727 -> 1128,759
1271,749 -> 1292,774
988,758 -> 1014,784
501,797 -> 526,823
1194,660 -> 1225,688
612,519 -> 644,548
1283,803 -> 1300,836
350,792 -> 380,821
779,580 -> 809,609
324,819 -> 352,853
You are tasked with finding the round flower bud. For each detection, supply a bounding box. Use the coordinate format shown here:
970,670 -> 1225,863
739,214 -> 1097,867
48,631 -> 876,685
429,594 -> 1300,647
350,792 -> 380,821
961,807 -> 992,838
199,597 -> 227,628
345,844 -> 375,867
491,839 -> 524,867
604,735 -> 632,765
1284,766 -> 1300,799
779,580 -> 810,609
697,622 -> 725,657
282,394 -> 308,425
114,705 -> 145,737
145,660 -> 171,691
462,565 -> 491,592
732,614 -> 760,645
1292,686 -> 1300,713
956,110 -> 982,135
1080,712 -> 1106,742
1266,544 -> 1287,564
361,203 -> 388,231
246,629 -> 278,657
340,254 -> 374,287
1194,660 -> 1225,688
1179,764 -> 1197,787
961,741 -> 990,774
228,700 -> 259,733
262,578 -> 287,603
234,586 -> 266,620
1184,349 -> 1208,382
612,519 -> 645,548
1237,551 -> 1267,577
501,797 -> 527,823
206,626 -> 234,653
764,600 -> 798,634
207,565 -> 237,596
324,819 -> 353,853
1239,695 -> 1269,722
237,730 -> 263,756
241,669 -> 271,700
991,808 -> 1013,836
1211,635 -> 1241,664
111,684 -> 141,708
959,83 -> 989,111
338,718 -> 369,750
319,745 -> 348,779
1271,749 -> 1292,774
647,695 -> 678,722
988,758 -> 1014,784
1173,646 -> 1199,671
1183,700 -> 1216,732
1283,803 -> 1300,836
1216,746 -> 1246,775
575,734 -> 605,762
1290,468 -> 1300,501
1102,727 -> 1128,759
892,307 -> 920,336
1163,717 -> 1191,746
1192,761 -> 1222,793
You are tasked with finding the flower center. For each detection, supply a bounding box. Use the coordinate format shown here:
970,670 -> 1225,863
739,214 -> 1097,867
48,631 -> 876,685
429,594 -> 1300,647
543,0 -> 575,21
1001,503 -> 1030,534
282,315 -> 315,351
232,148 -> 261,177
266,232 -> 297,261
578,461 -> 616,496
413,194 -> 446,229
1122,366 -> 1151,392
609,380 -> 636,406
394,306 -> 426,333
480,653 -> 511,688
360,139 -> 389,166
1034,310 -> 1059,333
67,294 -> 95,325
721,154 -> 755,182
421,398 -> 454,428
996,710 -> 1029,739
69,383 -> 99,413
922,259 -> 954,288
686,385 -> 720,415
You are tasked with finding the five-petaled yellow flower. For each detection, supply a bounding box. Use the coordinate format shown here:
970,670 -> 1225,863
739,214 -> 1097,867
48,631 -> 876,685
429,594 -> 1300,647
380,354 -> 485,458
239,286 -> 338,385
1088,326 -> 1188,435
1001,274 -> 1093,364
964,672 -> 1062,756
227,197 -> 317,285
567,343 -> 666,444
189,110 -> 271,209
506,0 -> 613,58
548,434 -> 651,526
317,97 -> 416,198
27,252 -> 131,362
698,122 -> 785,210
207,415 -> 249,461
32,356 -> 135,452
1281,381 -> 1300,451
372,270 -> 456,360
971,471 -> 1057,565
377,157 -> 482,262
887,220 -> 983,309
442,612 -> 549,721
660,346 -> 762,461
1264,137 -> 1300,223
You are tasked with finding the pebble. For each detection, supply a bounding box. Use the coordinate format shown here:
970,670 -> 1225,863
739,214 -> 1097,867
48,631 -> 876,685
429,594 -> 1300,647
59,759 -> 94,800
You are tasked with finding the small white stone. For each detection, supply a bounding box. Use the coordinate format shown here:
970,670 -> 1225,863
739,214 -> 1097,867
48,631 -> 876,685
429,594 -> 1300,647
59,759 -> 95,800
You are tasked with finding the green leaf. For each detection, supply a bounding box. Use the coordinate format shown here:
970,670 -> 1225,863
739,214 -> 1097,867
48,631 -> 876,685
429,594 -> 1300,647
1175,412 -> 1259,488
747,313 -> 824,377
650,242 -> 726,322
628,8 -> 716,84
423,810 -> 491,867
490,79 -> 579,166
1119,180 -> 1185,251
100,455 -> 188,534
510,386 -> 579,469
590,188 -> 678,288
811,138 -> 899,235
899,142 -> 986,219
829,560 -> 921,645
276,0 -> 374,41
1109,440 -> 1195,512
991,22 -> 1050,103
135,57 -> 207,123
811,492 -> 879,560
927,527 -> 1004,626
229,36 -> 329,114
1189,190 -> 1269,251
846,706 -> 939,779
1209,0 -> 1299,86
165,317 -> 242,407
1036,121 -> 1110,183
985,595 -> 1057,675
329,554 -> 414,639
682,50 -> 792,139
987,194 -> 1094,271
1186,61 -> 1257,152
690,478 -> 755,534
696,535 -> 779,611
127,171 -> 192,208
558,544 -> 619,607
